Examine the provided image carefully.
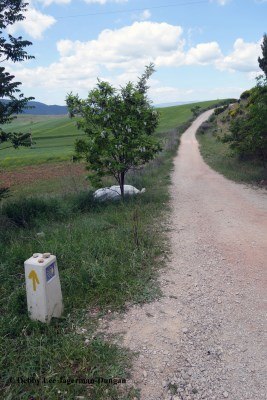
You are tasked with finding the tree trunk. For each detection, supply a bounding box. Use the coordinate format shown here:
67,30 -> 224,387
119,172 -> 125,198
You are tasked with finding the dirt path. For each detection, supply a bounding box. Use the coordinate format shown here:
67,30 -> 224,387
99,110 -> 267,400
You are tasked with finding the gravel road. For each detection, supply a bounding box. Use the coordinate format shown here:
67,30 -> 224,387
99,110 -> 267,400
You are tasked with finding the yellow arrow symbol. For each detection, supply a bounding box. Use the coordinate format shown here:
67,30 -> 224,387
28,270 -> 40,292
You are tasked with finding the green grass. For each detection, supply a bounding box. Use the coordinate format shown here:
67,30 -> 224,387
0,115 -> 82,168
0,191 -> 166,399
0,128 -> 172,400
0,99 -> 229,399
156,100 -> 222,132
197,113 -> 267,184
1,100 -> 226,168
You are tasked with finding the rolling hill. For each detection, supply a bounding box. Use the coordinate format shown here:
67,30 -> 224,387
1,100 -> 68,115
0,100 -> 227,168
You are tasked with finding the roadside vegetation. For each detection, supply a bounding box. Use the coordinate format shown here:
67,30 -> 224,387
0,99 -> 227,399
197,102 -> 267,184
197,34 -> 267,185
0,100 -> 228,198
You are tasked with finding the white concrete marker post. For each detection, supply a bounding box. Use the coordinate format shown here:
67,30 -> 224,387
24,253 -> 63,323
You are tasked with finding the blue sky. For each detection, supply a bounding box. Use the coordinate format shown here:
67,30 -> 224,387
6,0 -> 267,105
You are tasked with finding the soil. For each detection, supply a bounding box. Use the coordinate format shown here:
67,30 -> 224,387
0,162 -> 85,188
98,110 -> 267,400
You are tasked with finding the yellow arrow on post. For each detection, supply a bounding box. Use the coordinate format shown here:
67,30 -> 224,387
28,270 -> 40,292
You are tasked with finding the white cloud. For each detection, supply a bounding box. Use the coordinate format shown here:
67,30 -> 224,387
149,85 -> 245,104
186,42 -> 222,65
217,38 -> 261,72
10,21 -> 185,94
210,0 -> 231,5
150,86 -> 193,104
154,41 -> 222,67
56,39 -> 74,57
141,9 -> 151,20
7,6 -> 56,39
9,21 -> 262,105
37,0 -> 71,6
84,0 -> 128,4
36,0 -> 127,6
248,71 -> 262,81
132,9 -> 151,21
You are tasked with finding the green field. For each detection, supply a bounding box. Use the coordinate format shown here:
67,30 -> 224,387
0,100 -> 225,168
156,100 -> 222,132
0,115 -> 81,168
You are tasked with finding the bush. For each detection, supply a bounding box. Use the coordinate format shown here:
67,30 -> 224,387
214,105 -> 228,115
240,90 -> 251,100
209,114 -> 216,123
197,121 -> 212,135
222,81 -> 267,166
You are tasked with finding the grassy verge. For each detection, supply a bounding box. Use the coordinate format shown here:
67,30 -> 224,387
197,112 -> 267,184
0,195 -> 162,399
0,100 -> 226,399
0,152 -> 173,400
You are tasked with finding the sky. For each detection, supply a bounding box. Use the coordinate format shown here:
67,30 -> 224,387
5,0 -> 267,105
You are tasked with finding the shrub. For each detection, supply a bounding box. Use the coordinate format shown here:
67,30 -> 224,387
209,114 -> 216,123
197,121 -> 212,135
240,90 -> 251,100
222,80 -> 267,166
214,105 -> 228,115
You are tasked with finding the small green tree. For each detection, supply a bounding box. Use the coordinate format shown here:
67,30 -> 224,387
258,33 -> 267,79
66,64 -> 161,197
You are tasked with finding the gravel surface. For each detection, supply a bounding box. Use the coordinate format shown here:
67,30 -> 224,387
99,110 -> 267,400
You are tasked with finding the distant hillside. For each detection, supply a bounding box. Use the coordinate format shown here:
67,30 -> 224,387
1,99 -> 201,113
0,100 -> 223,168
25,101 -> 68,115
1,100 -> 68,115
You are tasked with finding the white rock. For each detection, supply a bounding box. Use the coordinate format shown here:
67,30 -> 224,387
93,185 -> 146,201
36,232 -> 45,237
